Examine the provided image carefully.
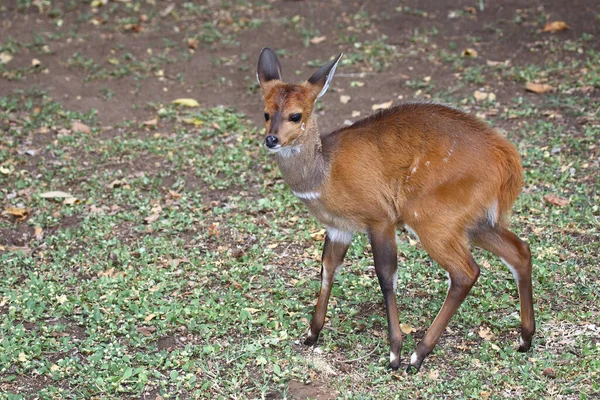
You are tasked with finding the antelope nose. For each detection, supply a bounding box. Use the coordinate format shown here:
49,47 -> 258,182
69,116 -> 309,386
265,135 -> 279,148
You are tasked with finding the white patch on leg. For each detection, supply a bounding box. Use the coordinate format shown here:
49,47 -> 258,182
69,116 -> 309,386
446,271 -> 451,290
393,270 -> 398,292
390,351 -> 398,364
487,200 -> 499,226
404,224 -> 420,241
520,337 -> 526,348
326,227 -> 353,245
500,257 -> 520,285
410,352 -> 418,365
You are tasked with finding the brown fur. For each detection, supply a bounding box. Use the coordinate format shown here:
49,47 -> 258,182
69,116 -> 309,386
258,50 -> 534,372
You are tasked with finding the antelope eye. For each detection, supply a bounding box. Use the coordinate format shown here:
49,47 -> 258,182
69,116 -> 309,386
289,113 -> 302,123
264,113 -> 270,121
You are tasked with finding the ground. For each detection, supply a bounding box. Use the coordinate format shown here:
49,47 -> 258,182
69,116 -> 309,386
0,0 -> 599,399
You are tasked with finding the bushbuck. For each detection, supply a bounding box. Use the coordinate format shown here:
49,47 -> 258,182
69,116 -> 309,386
256,48 -> 534,372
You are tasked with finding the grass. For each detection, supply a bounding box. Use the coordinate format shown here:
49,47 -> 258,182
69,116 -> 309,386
1,0 -> 599,399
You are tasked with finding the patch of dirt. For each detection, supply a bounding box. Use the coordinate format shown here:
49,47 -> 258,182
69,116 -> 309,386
0,223 -> 33,247
285,379 -> 337,400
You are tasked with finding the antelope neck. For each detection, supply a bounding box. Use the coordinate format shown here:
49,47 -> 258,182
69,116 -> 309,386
276,117 -> 328,194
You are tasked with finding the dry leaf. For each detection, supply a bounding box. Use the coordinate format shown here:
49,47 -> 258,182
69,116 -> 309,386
400,323 -> 415,334
18,352 -> 27,362
339,95 -> 351,104
144,313 -> 156,322
0,52 -> 13,64
50,364 -> 60,372
137,326 -> 157,336
34,226 -> 43,239
473,90 -> 488,102
525,82 -> 554,94
40,191 -> 74,199
543,21 -> 568,33
543,194 -> 570,207
310,35 -> 327,45
3,207 -> 28,219
351,110 -> 361,117
172,98 -> 200,107
478,326 -> 494,341
486,59 -> 509,67
372,100 -> 393,111
90,0 -> 108,7
427,369 -> 440,380
8,246 -> 33,256
186,38 -> 199,49
72,121 -> 91,134
160,4 -> 175,17
479,391 -> 491,400
31,58 -> 41,67
143,118 -> 158,127
56,294 -> 68,304
462,48 -> 478,57
145,213 -> 160,224
542,367 -> 556,378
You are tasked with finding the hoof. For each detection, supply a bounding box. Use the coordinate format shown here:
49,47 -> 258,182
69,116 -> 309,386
304,335 -> 318,346
517,337 -> 532,352
406,364 -> 420,374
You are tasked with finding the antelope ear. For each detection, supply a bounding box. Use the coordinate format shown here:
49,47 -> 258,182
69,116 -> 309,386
256,48 -> 282,89
307,53 -> 343,99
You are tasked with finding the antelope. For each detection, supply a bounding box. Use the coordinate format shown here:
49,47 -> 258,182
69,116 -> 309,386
256,48 -> 535,372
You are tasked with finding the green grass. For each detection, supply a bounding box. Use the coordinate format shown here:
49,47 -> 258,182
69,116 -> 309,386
1,85 -> 598,398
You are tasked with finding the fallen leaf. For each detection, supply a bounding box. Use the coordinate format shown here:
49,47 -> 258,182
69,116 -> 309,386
428,369 -> 440,380
479,391 -> 491,400
90,0 -> 108,7
160,4 -> 175,17
0,166 -> 12,175
310,35 -> 327,45
462,48 -> 478,57
372,100 -> 393,111
172,98 -> 200,107
18,352 -> 28,362
123,24 -> 142,32
182,117 -> 204,126
145,213 -> 160,224
339,95 -> 351,104
0,51 -> 13,64
473,90 -> 489,102
56,294 -> 68,304
478,326 -> 494,341
40,191 -> 74,199
63,197 -> 80,205
137,326 -> 157,336
543,21 -> 568,33
50,364 -> 60,372
400,323 -> 415,334
543,194 -> 570,207
108,179 -> 128,189
351,110 -> 361,117
34,226 -> 43,239
486,59 -> 509,67
186,38 -> 199,49
3,207 -> 28,219
144,313 -> 156,322
71,121 -> 91,134
542,367 -> 556,378
525,82 -> 554,94
31,58 -> 41,67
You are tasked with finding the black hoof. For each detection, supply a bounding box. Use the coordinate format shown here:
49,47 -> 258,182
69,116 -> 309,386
518,338 -> 532,352
304,335 -> 318,346
388,361 -> 400,371
406,364 -> 420,374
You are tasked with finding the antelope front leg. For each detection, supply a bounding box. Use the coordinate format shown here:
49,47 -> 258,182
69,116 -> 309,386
369,224 -> 403,370
304,229 -> 352,346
